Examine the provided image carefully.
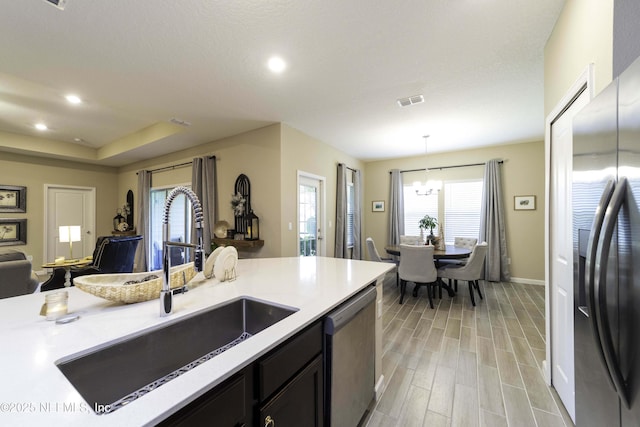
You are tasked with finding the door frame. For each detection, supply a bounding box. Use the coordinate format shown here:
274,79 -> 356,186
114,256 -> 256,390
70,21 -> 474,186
544,64 -> 594,386
44,184 -> 96,264
297,171 -> 326,257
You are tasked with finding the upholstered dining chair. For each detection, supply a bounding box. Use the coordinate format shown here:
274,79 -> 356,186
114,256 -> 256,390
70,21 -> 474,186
366,237 -> 398,286
400,235 -> 422,245
439,236 -> 479,290
437,242 -> 488,306
398,244 -> 439,308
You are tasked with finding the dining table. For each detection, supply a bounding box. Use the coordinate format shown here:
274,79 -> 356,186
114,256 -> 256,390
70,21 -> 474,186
385,244 -> 472,297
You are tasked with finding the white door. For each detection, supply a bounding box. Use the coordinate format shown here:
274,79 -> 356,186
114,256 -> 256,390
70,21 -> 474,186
45,185 -> 96,262
549,84 -> 590,422
298,173 -> 326,256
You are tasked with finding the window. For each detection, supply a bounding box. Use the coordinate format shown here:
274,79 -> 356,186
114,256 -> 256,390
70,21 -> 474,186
149,186 -> 192,270
403,184 -> 438,238
443,180 -> 482,244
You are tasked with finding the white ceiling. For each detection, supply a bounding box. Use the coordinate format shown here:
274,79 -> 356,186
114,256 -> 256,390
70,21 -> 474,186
0,0 -> 564,167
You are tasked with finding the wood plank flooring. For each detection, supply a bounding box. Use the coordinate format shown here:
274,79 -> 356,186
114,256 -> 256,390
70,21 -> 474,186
365,273 -> 574,427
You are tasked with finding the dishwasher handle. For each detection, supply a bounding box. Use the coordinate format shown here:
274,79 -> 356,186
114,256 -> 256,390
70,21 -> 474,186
324,285 -> 377,335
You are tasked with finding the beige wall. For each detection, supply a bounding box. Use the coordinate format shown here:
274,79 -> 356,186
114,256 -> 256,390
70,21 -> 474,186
280,124 -> 365,257
119,125 -> 283,258
364,141 -> 545,283
544,0 -> 614,116
0,152 -> 118,269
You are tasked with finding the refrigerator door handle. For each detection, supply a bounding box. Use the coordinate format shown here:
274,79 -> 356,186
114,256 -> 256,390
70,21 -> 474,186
594,177 -> 629,408
584,179 -> 616,392
585,179 -> 616,317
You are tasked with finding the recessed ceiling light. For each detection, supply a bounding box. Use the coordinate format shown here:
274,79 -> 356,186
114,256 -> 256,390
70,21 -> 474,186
35,123 -> 48,131
267,57 -> 287,73
65,94 -> 82,104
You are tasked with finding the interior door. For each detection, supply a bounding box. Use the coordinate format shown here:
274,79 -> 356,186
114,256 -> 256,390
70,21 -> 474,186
550,86 -> 590,421
298,173 -> 325,257
45,185 -> 96,262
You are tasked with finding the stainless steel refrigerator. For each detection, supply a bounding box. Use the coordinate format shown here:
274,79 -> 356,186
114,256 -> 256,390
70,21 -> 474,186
573,55 -> 640,427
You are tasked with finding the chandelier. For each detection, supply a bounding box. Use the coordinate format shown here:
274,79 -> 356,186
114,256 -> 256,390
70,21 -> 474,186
414,135 -> 442,196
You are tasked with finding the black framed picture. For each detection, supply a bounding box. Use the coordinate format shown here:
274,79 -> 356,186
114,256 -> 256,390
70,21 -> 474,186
0,218 -> 27,246
0,185 -> 27,213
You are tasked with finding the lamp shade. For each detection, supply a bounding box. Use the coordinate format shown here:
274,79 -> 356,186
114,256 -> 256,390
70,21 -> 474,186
59,225 -> 82,242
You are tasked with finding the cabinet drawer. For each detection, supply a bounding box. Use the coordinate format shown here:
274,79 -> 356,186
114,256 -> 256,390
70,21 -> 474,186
258,321 -> 322,401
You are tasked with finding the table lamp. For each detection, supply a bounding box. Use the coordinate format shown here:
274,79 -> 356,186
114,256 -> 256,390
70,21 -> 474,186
59,225 -> 81,259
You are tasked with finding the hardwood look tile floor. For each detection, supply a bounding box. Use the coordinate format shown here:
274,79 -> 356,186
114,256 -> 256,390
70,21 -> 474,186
365,274 -> 574,427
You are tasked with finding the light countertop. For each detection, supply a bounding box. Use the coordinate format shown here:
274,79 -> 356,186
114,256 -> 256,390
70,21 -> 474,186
0,256 -> 392,426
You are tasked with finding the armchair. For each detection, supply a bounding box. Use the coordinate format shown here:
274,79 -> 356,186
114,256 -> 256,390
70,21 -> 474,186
0,249 -> 39,299
41,235 -> 142,291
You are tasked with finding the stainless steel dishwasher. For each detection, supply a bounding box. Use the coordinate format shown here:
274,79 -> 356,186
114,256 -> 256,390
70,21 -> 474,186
324,284 -> 376,427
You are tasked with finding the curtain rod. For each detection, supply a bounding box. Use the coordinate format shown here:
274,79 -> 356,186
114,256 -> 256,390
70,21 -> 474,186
137,155 -> 216,175
392,159 -> 504,174
339,163 -> 358,172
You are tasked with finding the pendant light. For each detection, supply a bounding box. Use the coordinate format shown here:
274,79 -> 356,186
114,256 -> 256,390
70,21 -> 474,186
414,135 -> 442,196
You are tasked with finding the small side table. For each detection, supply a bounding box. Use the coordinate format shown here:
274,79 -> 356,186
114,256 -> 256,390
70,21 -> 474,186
42,259 -> 92,288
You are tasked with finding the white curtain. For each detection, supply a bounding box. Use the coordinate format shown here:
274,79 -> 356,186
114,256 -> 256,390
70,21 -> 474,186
134,170 -> 151,272
192,156 -> 217,253
479,159 -> 511,282
388,169 -> 405,246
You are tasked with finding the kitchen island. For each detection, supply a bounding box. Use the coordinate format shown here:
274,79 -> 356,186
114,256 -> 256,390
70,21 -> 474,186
0,256 -> 392,426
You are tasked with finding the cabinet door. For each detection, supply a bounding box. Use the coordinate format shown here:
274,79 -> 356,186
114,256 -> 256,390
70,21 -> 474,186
158,369 -> 251,427
259,354 -> 323,427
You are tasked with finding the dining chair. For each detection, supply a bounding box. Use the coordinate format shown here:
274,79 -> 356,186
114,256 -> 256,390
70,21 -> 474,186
400,235 -> 422,245
437,242 -> 488,306
398,244 -> 439,308
366,237 -> 398,286
439,236 -> 478,290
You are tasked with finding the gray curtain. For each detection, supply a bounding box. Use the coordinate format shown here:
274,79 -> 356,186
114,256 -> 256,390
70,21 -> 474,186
353,169 -> 362,260
388,169 -> 405,245
192,156 -> 217,254
479,159 -> 511,282
335,164 -> 348,258
134,170 -> 151,272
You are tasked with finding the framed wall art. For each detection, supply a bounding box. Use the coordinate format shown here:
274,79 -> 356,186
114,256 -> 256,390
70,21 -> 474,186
514,195 -> 536,211
372,200 -> 385,212
0,185 -> 26,213
0,218 -> 27,246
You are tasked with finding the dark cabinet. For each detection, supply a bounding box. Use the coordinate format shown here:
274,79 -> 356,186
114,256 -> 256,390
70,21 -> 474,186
258,354 -> 323,427
158,320 -> 323,427
158,367 -> 252,427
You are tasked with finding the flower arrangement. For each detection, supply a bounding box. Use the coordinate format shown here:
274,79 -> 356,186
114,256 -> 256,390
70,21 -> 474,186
230,193 -> 246,217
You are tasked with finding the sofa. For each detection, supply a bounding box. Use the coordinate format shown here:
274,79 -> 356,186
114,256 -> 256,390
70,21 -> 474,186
40,235 -> 142,291
0,249 -> 39,299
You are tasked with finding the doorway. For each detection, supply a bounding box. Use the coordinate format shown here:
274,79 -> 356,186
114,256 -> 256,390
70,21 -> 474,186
44,185 -> 96,263
545,65 -> 593,423
298,172 -> 326,257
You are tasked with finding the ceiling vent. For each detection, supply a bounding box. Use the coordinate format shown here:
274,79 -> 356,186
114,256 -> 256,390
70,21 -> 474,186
43,0 -> 67,10
397,94 -> 424,107
169,117 -> 192,127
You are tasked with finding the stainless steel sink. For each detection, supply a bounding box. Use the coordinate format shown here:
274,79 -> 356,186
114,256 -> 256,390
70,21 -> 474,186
56,297 -> 297,414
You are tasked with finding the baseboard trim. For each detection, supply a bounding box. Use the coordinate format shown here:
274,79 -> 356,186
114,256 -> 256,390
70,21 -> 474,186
510,277 -> 545,286
374,374 -> 385,401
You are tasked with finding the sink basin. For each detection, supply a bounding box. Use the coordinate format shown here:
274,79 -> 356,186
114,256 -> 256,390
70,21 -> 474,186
56,297 -> 297,414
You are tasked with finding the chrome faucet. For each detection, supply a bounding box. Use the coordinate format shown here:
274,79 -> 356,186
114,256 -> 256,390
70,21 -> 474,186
160,186 -> 205,317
